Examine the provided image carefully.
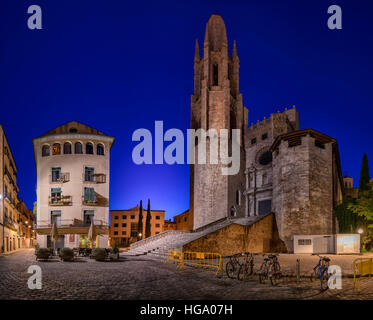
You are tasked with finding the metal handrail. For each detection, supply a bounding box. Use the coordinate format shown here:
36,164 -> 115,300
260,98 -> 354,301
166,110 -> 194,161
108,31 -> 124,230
35,218 -> 108,229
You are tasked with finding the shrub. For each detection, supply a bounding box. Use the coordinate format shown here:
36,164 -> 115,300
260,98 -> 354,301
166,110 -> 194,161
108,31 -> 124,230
91,248 -> 107,261
59,248 -> 74,261
36,248 -> 51,260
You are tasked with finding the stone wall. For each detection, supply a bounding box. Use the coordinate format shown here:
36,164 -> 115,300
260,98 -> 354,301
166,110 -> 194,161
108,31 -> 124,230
272,134 -> 335,251
183,213 -> 286,256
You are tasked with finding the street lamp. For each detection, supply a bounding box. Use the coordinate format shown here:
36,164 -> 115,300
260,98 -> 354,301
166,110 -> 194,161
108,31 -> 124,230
358,228 -> 364,234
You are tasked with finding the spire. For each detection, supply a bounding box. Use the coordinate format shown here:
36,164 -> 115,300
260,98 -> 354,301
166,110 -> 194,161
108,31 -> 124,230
232,40 -> 238,59
194,39 -> 200,62
204,14 -> 228,51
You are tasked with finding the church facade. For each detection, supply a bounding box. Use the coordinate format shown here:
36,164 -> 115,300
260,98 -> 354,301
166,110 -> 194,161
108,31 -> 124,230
189,15 -> 344,252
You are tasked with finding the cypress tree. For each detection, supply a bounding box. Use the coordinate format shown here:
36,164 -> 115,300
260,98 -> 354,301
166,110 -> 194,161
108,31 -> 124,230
137,200 -> 143,240
359,153 -> 370,192
145,199 -> 152,238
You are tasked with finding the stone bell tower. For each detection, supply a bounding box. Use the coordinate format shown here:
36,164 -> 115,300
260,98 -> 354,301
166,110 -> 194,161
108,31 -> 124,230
190,15 -> 248,230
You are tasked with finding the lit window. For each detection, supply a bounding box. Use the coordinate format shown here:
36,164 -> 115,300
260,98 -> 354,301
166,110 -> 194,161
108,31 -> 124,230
52,143 -> 61,155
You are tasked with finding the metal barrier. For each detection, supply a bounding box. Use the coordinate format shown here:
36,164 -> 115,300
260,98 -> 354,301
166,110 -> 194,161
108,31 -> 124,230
353,258 -> 373,291
179,251 -> 222,276
165,249 -> 183,268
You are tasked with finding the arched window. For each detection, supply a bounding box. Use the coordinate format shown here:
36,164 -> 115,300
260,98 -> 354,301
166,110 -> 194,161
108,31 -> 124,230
42,145 -> 50,157
52,143 -> 61,155
63,142 -> 72,154
86,143 -> 94,155
258,151 -> 273,166
75,142 -> 83,154
69,128 -> 77,133
230,206 -> 236,217
236,190 -> 241,206
97,144 -> 105,156
213,64 -> 219,86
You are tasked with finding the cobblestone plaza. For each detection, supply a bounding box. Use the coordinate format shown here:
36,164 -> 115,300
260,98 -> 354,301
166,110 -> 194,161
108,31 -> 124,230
1,249 -> 373,300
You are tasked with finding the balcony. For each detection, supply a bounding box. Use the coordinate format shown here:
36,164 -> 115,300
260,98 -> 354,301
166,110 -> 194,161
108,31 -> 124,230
4,216 -> 18,231
35,218 -> 109,235
49,172 -> 70,184
4,194 -> 18,209
83,173 -> 106,184
48,195 -> 72,206
82,193 -> 108,207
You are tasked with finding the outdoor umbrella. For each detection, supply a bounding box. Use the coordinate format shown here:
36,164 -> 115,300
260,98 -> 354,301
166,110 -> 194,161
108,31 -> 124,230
88,221 -> 97,248
50,222 -> 59,254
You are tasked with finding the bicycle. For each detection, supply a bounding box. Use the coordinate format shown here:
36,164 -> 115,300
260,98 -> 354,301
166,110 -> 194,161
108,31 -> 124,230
258,254 -> 282,286
310,254 -> 330,291
226,253 -> 242,279
237,252 -> 257,281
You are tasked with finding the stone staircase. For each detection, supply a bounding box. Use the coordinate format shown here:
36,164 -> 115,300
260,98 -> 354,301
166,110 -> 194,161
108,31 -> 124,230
120,216 -> 264,261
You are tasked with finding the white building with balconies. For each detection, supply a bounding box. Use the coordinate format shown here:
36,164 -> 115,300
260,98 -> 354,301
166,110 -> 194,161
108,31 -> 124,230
32,121 -> 115,249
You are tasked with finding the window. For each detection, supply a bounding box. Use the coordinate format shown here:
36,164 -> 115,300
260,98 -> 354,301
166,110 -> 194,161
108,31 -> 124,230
84,167 -> 95,182
251,138 -> 256,145
122,223 -> 126,227
258,151 -> 272,166
156,224 -> 160,228
130,223 -> 137,237
51,167 -> 61,182
315,140 -> 325,149
130,215 -> 135,219
258,199 -> 272,216
75,142 -> 83,154
114,216 -> 119,220
236,190 -> 241,206
122,215 -> 127,219
97,144 -> 104,156
262,133 -> 268,140
52,143 -> 61,155
213,64 -> 219,86
50,188 -> 62,203
83,210 -> 94,224
86,143 -> 94,155
69,128 -> 77,133
63,142 -> 72,154
122,231 -> 126,235
84,187 -> 95,202
114,231 -> 118,235
184,217 -> 187,222
298,239 -> 312,246
114,223 -> 118,227
156,216 -> 160,220
42,145 -> 50,157
51,210 -> 61,226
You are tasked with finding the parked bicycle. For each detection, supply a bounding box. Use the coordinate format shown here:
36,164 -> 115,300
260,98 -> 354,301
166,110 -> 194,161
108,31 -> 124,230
310,254 -> 330,291
258,254 -> 282,286
237,252 -> 257,281
226,253 -> 242,279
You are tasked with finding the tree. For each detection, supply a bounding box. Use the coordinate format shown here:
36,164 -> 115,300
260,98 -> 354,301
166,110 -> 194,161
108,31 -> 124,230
349,182 -> 373,249
145,199 -> 152,238
137,200 -> 143,240
335,198 -> 357,233
359,153 -> 370,192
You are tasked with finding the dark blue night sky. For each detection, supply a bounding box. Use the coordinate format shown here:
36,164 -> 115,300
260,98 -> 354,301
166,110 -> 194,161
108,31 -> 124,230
0,0 -> 372,219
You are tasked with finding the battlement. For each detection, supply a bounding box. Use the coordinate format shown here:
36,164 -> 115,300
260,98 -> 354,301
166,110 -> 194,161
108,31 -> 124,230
248,105 -> 298,131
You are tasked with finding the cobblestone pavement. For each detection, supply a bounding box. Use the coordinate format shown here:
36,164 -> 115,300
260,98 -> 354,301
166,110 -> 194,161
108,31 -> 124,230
1,249 -> 373,300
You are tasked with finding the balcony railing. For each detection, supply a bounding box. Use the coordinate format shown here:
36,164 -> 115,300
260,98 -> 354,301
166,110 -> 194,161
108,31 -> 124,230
82,193 -> 108,207
83,173 -> 106,184
4,215 -> 18,231
49,172 -> 70,183
35,218 -> 108,229
48,195 -> 72,206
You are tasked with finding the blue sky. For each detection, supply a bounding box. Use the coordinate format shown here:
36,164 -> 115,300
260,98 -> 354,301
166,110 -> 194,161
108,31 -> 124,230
0,0 -> 372,219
